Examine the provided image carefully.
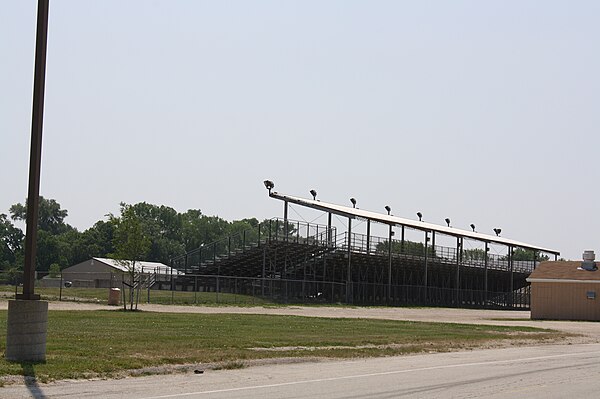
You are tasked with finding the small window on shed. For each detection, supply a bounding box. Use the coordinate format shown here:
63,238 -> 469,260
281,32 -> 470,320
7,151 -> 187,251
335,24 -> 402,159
587,291 -> 596,300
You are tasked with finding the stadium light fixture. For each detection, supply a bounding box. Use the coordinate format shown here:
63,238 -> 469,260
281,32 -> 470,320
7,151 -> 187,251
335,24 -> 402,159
493,228 -> 502,236
263,180 -> 274,194
310,190 -> 317,200
417,212 -> 422,221
445,218 -> 451,227
350,198 -> 357,208
470,223 -> 476,232
385,205 -> 391,215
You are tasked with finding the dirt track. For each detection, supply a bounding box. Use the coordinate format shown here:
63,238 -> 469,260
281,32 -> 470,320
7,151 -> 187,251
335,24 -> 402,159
1,299 -> 597,342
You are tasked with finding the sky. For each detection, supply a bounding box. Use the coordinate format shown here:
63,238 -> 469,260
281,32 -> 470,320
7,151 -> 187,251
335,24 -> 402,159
1,0 -> 599,260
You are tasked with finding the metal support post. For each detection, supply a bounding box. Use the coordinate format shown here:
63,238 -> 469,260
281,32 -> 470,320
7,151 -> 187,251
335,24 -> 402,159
306,222 -> 310,244
401,226 -> 405,254
346,218 -> 352,303
484,242 -> 489,306
283,201 -> 289,240
388,224 -> 392,302
366,220 -> 371,254
401,226 -> 406,286
327,213 -> 332,246
424,231 -> 429,301
509,246 -> 514,306
456,237 -> 460,304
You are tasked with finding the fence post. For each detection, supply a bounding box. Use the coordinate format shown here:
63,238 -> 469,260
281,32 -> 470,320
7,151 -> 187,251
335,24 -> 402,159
147,269 -> 151,304
262,247 -> 266,297
216,275 -> 220,304
258,223 -> 261,246
170,260 -> 174,305
59,272 -> 63,301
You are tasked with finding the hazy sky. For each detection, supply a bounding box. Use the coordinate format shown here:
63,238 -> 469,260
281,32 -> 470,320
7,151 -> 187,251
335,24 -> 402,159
2,1 -> 599,260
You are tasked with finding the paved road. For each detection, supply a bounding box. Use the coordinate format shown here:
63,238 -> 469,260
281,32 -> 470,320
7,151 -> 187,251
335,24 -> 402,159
6,343 -> 600,398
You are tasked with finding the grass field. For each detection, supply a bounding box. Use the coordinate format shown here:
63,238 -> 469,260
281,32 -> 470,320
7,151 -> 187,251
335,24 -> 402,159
0,310 -> 564,382
0,285 -> 276,306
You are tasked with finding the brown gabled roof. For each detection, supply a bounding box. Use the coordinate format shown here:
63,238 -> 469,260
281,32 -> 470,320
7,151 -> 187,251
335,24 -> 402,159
527,261 -> 600,281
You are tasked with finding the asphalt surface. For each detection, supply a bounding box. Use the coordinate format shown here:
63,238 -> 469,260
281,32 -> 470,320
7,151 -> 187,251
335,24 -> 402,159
5,343 -> 600,398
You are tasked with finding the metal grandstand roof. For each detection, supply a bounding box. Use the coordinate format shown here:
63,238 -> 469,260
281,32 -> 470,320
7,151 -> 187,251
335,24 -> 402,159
92,258 -> 180,275
269,192 -> 560,255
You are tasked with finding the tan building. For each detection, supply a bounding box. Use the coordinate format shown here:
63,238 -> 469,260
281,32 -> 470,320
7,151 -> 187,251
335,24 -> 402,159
527,259 -> 600,321
60,257 -> 177,288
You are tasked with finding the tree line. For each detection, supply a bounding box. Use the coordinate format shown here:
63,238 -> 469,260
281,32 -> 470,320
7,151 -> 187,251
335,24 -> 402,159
0,197 -> 553,278
374,239 -> 549,261
0,197 -> 263,276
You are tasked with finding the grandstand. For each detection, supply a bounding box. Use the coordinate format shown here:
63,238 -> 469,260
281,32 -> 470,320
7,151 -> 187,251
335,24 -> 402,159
170,185 -> 559,309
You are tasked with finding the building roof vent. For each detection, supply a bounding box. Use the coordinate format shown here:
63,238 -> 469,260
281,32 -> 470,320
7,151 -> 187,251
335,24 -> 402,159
581,250 -> 597,271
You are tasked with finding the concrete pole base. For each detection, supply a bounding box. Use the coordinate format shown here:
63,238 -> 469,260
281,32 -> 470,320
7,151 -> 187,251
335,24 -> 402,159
5,300 -> 48,362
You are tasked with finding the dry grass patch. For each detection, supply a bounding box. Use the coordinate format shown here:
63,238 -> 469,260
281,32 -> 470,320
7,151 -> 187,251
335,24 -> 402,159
0,310 -> 568,382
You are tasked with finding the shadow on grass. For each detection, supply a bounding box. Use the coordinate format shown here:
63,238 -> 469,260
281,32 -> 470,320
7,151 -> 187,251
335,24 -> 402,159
21,362 -> 48,399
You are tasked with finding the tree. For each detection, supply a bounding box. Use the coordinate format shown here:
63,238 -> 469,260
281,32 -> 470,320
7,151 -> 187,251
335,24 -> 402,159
502,248 -> 550,262
72,220 -> 117,262
181,211 -> 230,252
463,248 -> 488,261
0,214 -> 24,270
375,239 -> 436,257
125,202 -> 185,264
258,218 -> 298,241
110,203 -> 151,310
7,197 -> 81,273
48,263 -> 61,278
10,197 -> 72,235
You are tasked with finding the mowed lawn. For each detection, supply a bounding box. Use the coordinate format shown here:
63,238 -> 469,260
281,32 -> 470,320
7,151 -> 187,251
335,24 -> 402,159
0,285 -> 275,306
0,310 -> 564,382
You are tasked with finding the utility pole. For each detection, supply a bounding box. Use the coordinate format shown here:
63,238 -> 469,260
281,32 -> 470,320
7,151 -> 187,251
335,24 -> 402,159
6,0 -> 50,362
